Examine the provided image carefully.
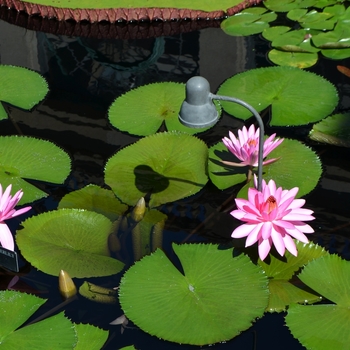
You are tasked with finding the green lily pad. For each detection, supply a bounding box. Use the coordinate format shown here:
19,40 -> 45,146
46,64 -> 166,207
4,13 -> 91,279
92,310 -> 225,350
321,48 -> 350,59
0,291 -> 76,349
108,82 -> 220,136
263,0 -> 336,12
0,65 -> 48,121
104,132 -> 208,208
74,323 -> 109,350
0,136 -> 71,205
16,209 -> 124,278
221,8 -> 277,36
58,184 -> 128,221
262,25 -> 291,40
309,112 -> 350,147
119,244 -> 269,345
285,255 -> 350,350
258,241 -> 328,312
210,138 -> 322,198
217,66 -> 338,126
268,50 -> 318,68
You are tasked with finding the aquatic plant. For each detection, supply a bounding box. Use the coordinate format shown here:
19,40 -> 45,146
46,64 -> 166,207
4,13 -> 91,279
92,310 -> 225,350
231,177 -> 315,261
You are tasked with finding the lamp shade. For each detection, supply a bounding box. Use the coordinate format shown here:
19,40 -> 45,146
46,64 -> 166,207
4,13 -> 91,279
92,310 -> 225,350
178,76 -> 218,128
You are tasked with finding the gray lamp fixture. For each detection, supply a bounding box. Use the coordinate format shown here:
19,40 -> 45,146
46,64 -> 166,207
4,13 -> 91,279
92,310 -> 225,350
179,76 -> 264,191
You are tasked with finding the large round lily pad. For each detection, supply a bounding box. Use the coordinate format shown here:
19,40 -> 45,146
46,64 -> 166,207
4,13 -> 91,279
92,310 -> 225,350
16,209 -> 124,278
104,132 -> 208,207
217,66 -> 338,126
119,244 -> 269,345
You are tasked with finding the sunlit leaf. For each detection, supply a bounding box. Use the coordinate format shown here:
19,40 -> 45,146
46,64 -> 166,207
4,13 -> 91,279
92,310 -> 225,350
268,50 -> 318,68
0,136 -> 71,205
119,244 -> 269,345
221,8 -> 277,36
16,209 -> 124,278
0,291 -> 76,349
217,66 -> 338,126
58,184 -> 128,221
74,323 -> 109,350
258,241 -> 328,312
108,82 -> 221,136
105,132 -> 208,207
0,65 -> 48,121
286,255 -> 350,350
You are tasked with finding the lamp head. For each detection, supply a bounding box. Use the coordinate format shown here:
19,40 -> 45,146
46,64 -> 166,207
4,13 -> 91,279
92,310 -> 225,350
178,76 -> 218,128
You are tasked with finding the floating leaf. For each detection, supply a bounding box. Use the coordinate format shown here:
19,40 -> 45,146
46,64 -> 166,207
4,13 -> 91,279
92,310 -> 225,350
286,255 -> 350,350
16,209 -> 124,278
0,291 -> 76,349
105,132 -> 208,207
263,0 -> 328,12
119,244 -> 269,345
58,184 -> 128,221
210,138 -> 322,197
74,323 -> 109,350
0,136 -> 71,205
108,83 -> 220,136
221,8 -> 277,36
217,66 -> 338,126
309,112 -> 350,147
0,65 -> 48,121
258,241 -> 328,312
268,50 -> 318,68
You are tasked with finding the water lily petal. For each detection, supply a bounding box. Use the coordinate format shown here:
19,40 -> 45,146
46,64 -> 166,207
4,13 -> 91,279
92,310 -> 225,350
258,237 -> 272,261
0,222 -> 14,251
271,227 -> 286,256
231,224 -> 255,238
283,234 -> 298,256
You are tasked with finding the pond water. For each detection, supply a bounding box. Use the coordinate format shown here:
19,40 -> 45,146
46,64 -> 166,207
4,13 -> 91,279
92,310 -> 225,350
1,6 -> 350,350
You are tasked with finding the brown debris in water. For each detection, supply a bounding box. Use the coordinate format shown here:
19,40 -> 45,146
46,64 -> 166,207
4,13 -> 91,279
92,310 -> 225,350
1,0 -> 264,23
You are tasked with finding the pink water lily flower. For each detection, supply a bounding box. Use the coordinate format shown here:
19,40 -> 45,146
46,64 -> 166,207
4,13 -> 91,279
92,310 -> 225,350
231,177 -> 315,261
222,124 -> 283,167
0,185 -> 31,251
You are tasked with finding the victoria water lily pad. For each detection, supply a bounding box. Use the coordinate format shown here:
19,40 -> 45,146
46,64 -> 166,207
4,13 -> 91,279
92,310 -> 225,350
217,66 -> 338,126
58,184 -> 128,221
16,209 -> 124,277
263,0 -> 337,12
0,291 -> 76,349
0,136 -> 71,205
285,254 -> 350,350
119,244 -> 269,345
108,82 -> 220,136
309,112 -> 350,147
104,132 -> 208,207
0,65 -> 48,121
258,241 -> 328,312
221,7 -> 277,36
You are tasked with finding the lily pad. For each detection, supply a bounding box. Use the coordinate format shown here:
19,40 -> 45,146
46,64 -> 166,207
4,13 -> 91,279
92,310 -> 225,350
309,112 -> 350,147
285,254 -> 350,350
263,0 -> 336,12
268,50 -> 318,68
0,136 -> 71,205
119,244 -> 269,345
258,241 -> 328,312
108,82 -> 221,136
16,209 -> 124,278
217,66 -> 338,126
74,323 -> 109,350
104,132 -> 208,207
58,184 -> 128,221
210,138 -> 322,198
0,291 -> 76,349
0,65 -> 48,121
221,8 -> 277,36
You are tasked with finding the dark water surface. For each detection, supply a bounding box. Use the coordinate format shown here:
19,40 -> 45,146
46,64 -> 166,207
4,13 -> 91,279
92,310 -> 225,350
1,13 -> 350,350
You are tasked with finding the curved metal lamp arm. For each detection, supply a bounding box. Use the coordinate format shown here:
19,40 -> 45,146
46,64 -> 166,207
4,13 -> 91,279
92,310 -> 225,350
210,93 -> 264,191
